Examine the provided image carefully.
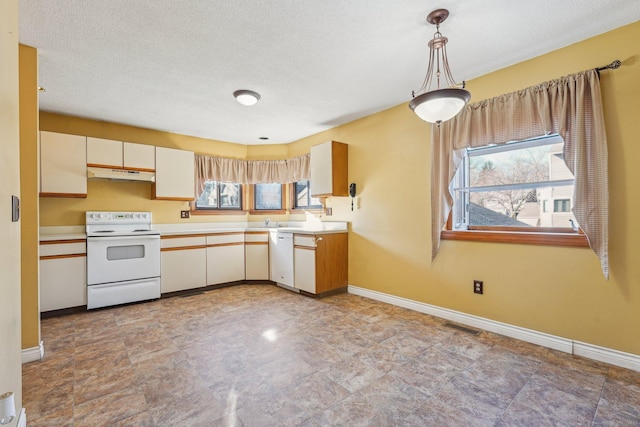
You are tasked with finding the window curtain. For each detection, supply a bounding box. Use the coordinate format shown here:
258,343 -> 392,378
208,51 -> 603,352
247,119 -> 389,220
431,69 -> 609,278
195,153 -> 310,195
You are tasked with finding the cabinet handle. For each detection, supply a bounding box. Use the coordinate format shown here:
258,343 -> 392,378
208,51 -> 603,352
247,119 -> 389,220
315,237 -> 323,247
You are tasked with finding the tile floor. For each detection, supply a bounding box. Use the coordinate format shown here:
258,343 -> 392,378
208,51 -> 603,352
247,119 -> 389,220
23,284 -> 640,426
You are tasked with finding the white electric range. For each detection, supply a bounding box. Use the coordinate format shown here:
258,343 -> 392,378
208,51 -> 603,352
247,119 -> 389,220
85,211 -> 161,309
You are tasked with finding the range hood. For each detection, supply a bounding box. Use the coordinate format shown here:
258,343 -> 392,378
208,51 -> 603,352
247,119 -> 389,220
87,167 -> 155,183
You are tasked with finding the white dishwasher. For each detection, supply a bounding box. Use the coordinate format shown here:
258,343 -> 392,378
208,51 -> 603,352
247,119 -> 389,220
269,230 -> 295,289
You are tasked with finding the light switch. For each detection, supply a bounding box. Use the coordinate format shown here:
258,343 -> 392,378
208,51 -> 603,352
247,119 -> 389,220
11,196 -> 19,222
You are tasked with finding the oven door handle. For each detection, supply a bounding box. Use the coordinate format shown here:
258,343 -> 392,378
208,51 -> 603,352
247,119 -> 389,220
87,235 -> 160,242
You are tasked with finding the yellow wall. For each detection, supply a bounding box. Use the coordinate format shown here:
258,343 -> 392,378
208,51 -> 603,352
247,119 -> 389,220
1,0 -> 23,413
20,44 -> 40,349
288,21 -> 640,355
36,22 -> 640,356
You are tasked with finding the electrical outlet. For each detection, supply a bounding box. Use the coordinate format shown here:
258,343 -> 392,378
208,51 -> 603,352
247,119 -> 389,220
180,210 -> 190,219
473,280 -> 483,294
325,207 -> 332,216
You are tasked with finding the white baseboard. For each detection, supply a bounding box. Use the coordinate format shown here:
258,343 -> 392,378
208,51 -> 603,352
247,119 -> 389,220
16,408 -> 26,427
21,341 -> 44,364
348,285 -> 640,372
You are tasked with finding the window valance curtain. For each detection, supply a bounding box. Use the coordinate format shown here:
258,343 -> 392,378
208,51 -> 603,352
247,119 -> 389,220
195,153 -> 310,195
431,69 -> 609,278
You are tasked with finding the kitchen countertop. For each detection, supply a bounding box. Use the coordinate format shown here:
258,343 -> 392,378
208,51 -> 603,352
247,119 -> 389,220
158,226 -> 348,236
40,233 -> 87,242
39,222 -> 349,240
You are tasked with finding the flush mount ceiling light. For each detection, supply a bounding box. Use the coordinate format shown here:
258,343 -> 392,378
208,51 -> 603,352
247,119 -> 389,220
409,9 -> 470,124
233,89 -> 261,106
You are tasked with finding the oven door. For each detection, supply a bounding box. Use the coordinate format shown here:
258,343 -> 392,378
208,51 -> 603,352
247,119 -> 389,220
87,234 -> 160,285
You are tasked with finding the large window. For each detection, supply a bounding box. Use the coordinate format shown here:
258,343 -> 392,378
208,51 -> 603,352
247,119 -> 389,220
449,135 -> 584,239
292,180 -> 322,210
195,180 -> 242,210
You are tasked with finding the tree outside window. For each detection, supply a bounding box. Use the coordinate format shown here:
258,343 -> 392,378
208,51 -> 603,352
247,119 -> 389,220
451,135 -> 577,230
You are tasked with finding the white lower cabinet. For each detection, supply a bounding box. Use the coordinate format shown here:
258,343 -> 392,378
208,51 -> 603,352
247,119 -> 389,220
293,233 -> 348,295
245,231 -> 269,280
160,236 -> 207,293
206,233 -> 245,285
294,246 -> 316,293
40,240 -> 87,312
40,257 -> 87,312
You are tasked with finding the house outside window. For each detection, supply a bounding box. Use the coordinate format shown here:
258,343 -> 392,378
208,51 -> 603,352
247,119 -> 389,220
451,134 -> 577,231
195,180 -> 242,210
293,180 -> 322,210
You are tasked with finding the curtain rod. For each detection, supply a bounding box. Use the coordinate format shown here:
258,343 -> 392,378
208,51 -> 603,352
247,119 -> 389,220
596,59 -> 621,72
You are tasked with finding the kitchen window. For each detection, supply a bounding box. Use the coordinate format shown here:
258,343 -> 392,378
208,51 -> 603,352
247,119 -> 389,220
443,134 -> 588,247
193,180 -> 243,212
291,180 -> 323,211
249,183 -> 286,214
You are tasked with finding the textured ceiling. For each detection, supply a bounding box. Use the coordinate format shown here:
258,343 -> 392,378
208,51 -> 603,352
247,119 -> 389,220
19,1 -> 640,145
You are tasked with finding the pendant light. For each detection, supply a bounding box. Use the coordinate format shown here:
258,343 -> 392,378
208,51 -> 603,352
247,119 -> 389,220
409,9 -> 470,124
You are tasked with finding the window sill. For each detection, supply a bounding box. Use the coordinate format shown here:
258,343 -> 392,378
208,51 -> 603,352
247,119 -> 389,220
440,229 -> 589,248
190,209 -> 246,216
248,209 -> 286,215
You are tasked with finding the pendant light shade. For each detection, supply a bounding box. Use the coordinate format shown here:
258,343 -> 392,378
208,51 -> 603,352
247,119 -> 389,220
409,88 -> 470,123
409,9 -> 470,124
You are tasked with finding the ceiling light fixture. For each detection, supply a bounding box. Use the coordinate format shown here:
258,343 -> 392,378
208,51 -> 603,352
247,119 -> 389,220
233,89 -> 261,106
409,9 -> 470,124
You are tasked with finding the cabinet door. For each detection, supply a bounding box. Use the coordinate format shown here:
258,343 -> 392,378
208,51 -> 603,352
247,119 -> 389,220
245,243 -> 269,280
124,142 -> 155,171
294,247 -> 316,293
207,245 -> 245,285
40,256 -> 87,311
310,141 -> 348,197
154,147 -> 195,200
86,137 -> 123,168
40,131 -> 87,197
161,248 -> 207,293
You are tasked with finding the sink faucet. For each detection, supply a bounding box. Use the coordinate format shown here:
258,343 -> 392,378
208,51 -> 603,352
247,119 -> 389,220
264,218 -> 270,227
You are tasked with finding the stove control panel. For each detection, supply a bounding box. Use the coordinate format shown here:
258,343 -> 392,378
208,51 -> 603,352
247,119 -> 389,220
86,211 -> 152,225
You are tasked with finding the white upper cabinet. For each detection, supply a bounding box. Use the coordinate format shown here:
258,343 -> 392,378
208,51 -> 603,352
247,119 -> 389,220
124,142 -> 155,171
40,131 -> 87,197
153,146 -> 195,200
310,141 -> 348,197
87,137 -> 155,171
86,137 -> 123,168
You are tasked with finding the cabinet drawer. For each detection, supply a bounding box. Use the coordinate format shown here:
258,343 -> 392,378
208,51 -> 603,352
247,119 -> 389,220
245,231 -> 269,243
161,235 -> 206,249
40,240 -> 86,257
206,233 -> 245,245
294,235 -> 316,248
